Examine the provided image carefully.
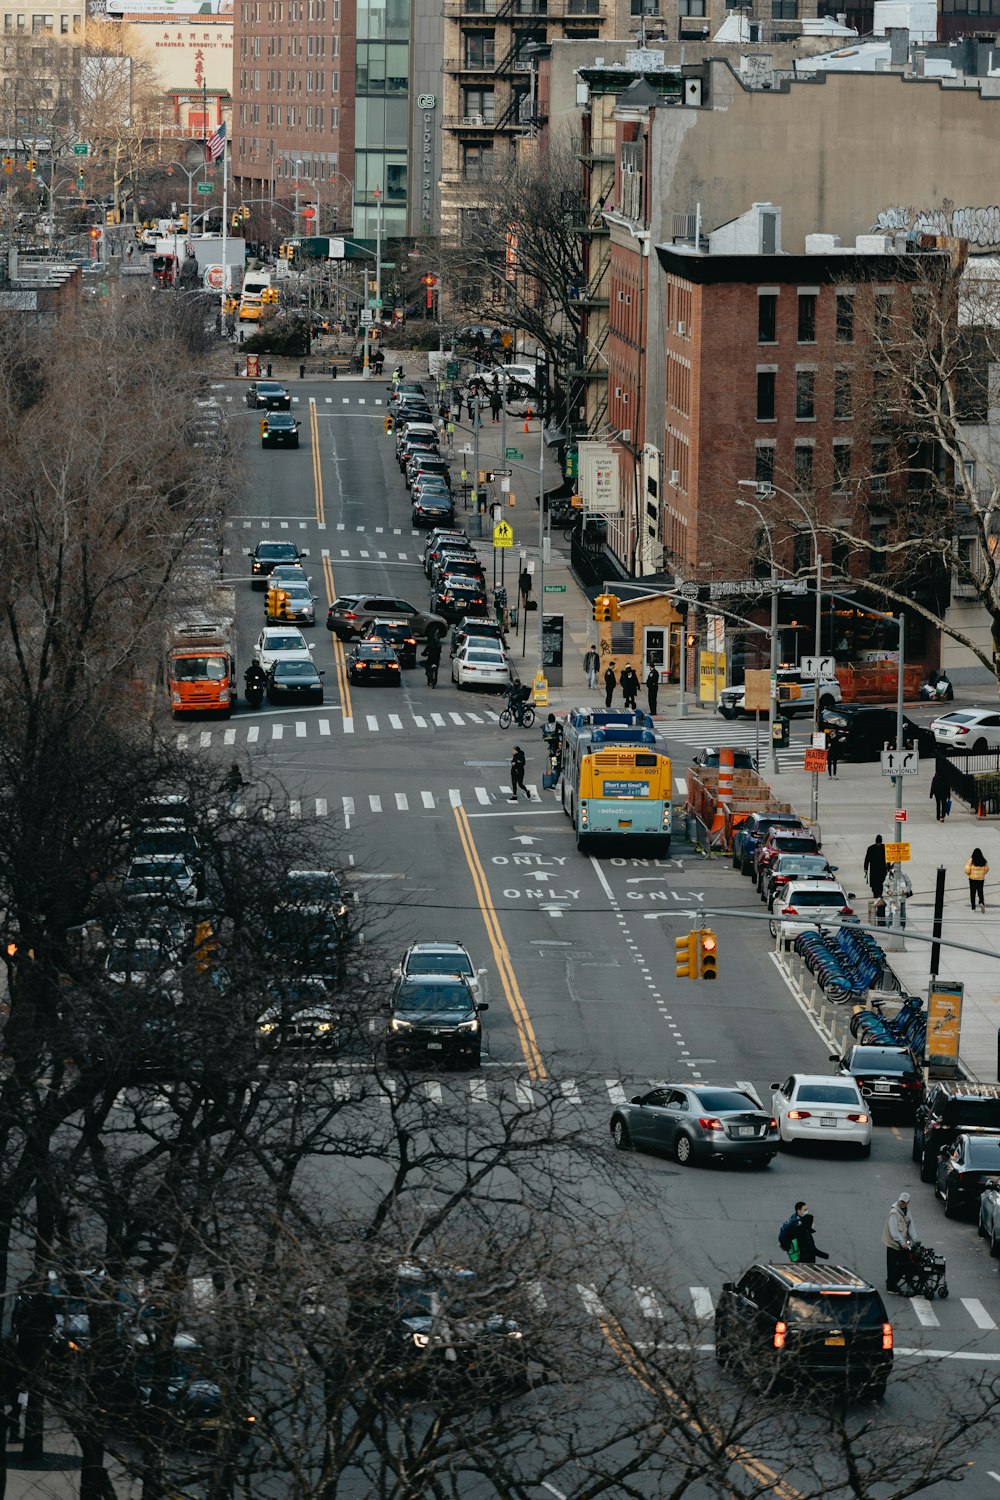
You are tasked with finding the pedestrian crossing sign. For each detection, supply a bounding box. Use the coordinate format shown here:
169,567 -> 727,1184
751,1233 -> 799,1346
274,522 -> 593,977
493,520 -> 514,548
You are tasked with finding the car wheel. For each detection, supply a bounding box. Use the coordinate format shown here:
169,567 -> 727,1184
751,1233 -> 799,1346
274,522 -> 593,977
919,1151 -> 936,1184
819,695 -> 835,711
740,857 -> 753,876
867,1379 -> 888,1402
731,850 -> 740,869
911,1134 -> 921,1163
611,1117 -> 631,1151
973,738 -> 990,754
944,1184 -> 960,1218
714,1323 -> 734,1368
750,1155 -> 774,1168
768,919 -> 778,939
719,707 -> 736,721
857,1142 -> 871,1159
675,1132 -> 694,1165
990,1224 -> 999,1257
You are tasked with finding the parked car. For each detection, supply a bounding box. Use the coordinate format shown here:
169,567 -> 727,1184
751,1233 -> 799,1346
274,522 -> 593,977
768,879 -> 855,945
690,748 -> 756,770
936,1132 -> 1000,1216
609,1084 -> 778,1165
832,1044 -> 924,1116
913,1081 -> 1000,1182
762,852 -> 837,910
770,1073 -> 871,1155
412,494 -> 455,528
820,705 -> 935,760
451,640 -> 513,690
732,812 -> 805,877
451,617 -> 505,657
753,828 -> 821,892
929,708 -> 1000,754
714,1264 -> 892,1399
432,578 -> 488,623
977,1177 -> 1000,1253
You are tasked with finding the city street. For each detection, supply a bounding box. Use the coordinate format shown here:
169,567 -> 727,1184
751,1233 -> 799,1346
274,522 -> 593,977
189,377 -> 1000,1494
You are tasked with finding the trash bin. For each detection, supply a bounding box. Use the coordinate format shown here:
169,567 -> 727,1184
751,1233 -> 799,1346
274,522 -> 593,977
771,716 -> 790,747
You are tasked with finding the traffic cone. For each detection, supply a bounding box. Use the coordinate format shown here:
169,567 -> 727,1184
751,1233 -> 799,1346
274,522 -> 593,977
978,800 -> 985,819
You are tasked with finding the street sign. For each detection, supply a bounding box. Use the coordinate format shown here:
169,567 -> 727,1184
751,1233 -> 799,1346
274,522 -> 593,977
679,581 -> 700,600
801,655 -> 836,677
884,841 -> 911,862
360,309 -> 374,325
496,467 -> 512,477
544,584 -> 566,593
505,447 -> 523,460
72,143 -> 88,156
197,181 -> 214,195
493,520 -> 514,548
803,747 -> 828,773
710,579 -> 807,599
880,749 -> 919,777
894,809 -> 908,822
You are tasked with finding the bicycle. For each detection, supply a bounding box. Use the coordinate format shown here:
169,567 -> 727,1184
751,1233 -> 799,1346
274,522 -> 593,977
498,700 -> 536,730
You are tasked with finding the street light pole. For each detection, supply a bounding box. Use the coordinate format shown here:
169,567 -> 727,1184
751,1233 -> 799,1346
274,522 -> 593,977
736,496 -> 779,776
363,186 -> 382,379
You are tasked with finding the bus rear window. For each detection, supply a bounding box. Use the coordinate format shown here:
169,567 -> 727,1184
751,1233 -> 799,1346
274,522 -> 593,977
635,754 -> 658,767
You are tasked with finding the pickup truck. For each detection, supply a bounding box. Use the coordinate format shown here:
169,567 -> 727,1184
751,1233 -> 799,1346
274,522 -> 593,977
718,668 -> 842,720
731,811 -> 805,877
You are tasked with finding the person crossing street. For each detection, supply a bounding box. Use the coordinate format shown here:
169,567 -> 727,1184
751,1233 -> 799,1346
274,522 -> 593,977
509,745 -> 531,802
882,1192 -> 915,1294
421,633 -> 442,688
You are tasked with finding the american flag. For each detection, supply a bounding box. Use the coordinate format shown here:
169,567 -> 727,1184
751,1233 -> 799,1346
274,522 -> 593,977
206,121 -> 227,162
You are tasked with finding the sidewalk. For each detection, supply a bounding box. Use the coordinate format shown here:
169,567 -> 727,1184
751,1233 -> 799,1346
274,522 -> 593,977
4,1427 -> 136,1500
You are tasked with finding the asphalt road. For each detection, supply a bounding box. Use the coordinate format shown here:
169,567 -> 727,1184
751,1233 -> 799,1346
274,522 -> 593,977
185,380 -> 1000,1495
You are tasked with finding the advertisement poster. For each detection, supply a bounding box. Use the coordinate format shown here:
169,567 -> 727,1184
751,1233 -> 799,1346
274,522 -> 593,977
927,980 -> 963,1068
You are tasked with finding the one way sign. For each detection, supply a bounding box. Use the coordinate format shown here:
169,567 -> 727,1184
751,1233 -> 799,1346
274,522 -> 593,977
880,748 -> 919,777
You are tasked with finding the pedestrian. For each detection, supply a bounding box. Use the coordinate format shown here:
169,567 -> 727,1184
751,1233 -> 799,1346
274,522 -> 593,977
930,766 -> 950,822
509,745 -> 530,802
645,661 -> 659,716
620,664 -> 639,710
882,1192 -> 915,1294
542,713 -> 562,756
467,392 -> 477,423
584,645 -> 600,692
965,846 -> 989,911
421,633 -> 441,688
490,390 -> 502,423
519,567 -> 532,607
777,1201 -> 807,1254
826,735 -> 839,779
604,661 -> 617,709
788,1213 -> 829,1265
864,833 -> 888,899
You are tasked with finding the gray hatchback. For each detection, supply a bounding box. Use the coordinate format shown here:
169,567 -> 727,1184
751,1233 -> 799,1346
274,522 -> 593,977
610,1084 -> 778,1166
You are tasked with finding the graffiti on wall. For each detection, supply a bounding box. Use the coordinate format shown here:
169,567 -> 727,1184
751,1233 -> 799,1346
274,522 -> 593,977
875,204 -> 1000,250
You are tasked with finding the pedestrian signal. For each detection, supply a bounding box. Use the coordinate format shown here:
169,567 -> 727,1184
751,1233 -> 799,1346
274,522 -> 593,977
675,930 -> 697,980
699,929 -> 718,981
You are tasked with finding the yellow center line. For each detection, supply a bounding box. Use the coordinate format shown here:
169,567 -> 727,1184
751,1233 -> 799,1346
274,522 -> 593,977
453,806 -> 546,1081
309,397 -> 325,528
595,1309 -> 804,1500
320,553 -> 351,719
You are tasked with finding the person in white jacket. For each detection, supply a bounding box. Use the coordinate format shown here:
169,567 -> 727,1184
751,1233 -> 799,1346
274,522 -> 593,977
882,1192 -> 915,1293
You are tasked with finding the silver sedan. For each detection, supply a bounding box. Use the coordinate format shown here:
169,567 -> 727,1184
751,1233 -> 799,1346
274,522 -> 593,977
610,1085 -> 778,1166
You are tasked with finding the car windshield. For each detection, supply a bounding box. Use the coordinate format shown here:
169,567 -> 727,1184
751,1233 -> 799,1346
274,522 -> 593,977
852,1048 -> 911,1072
258,544 -> 298,560
963,1137 -> 1000,1164
941,1100 -> 1000,1126
108,947 -> 162,973
286,872 -> 342,902
173,657 -> 226,682
276,662 -> 316,678
795,1085 -> 860,1104
133,832 -> 194,857
784,891 -> 846,907
773,835 -> 816,851
775,857 -> 830,874
693,1090 -> 756,1112
265,635 -> 305,651
784,1293 -> 884,1327
397,981 -> 470,1011
407,951 -> 474,977
939,713 -> 976,723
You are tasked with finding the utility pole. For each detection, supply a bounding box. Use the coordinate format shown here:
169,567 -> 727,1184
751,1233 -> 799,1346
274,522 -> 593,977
363,186 -> 382,380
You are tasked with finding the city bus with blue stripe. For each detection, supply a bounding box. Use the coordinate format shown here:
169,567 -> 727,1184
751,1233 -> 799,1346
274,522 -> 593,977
560,709 -> 672,854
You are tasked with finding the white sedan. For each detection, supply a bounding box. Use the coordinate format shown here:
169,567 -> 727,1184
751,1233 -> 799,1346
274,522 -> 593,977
929,708 -> 1000,753
254,627 -> 314,672
451,641 -> 513,690
770,1074 -> 872,1156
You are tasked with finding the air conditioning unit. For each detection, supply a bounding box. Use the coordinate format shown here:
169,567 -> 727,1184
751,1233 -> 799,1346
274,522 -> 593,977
677,320 -> 687,335
614,385 -> 622,398
462,113 -> 485,125
621,428 -> 632,443
669,469 -> 680,486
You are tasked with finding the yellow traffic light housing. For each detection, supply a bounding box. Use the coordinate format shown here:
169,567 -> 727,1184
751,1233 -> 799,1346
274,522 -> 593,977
384,415 -> 394,434
608,593 -> 621,621
593,593 -> 611,622
675,930 -> 697,979
699,929 -> 718,981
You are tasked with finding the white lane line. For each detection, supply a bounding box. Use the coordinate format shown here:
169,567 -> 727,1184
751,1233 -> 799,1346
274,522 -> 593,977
691,1287 -> 715,1321
272,724 -> 284,741
378,550 -> 387,560
636,1287 -> 662,1321
360,551 -> 370,559
176,733 -> 188,749
515,1079 -> 534,1107
526,784 -> 539,800
315,798 -> 328,817
398,551 -> 408,560
577,1284 -> 609,1319
343,717 -> 355,734
607,1080 -> 627,1106
675,775 -> 687,795
560,1079 -> 582,1105
475,786 -> 490,805
449,788 -> 462,807
366,715 -> 379,732
910,1297 -> 940,1328
421,790 -> 435,809
295,721 -> 306,738
395,792 -> 409,811
337,522 -> 345,530
369,794 -> 382,813
224,728 -> 236,745
246,726 -> 259,743
375,526 -> 384,534
389,714 -> 403,729
469,1077 -> 488,1104
341,549 -> 350,558
962,1298 -> 997,1330
333,1077 -> 351,1100
379,1077 -> 399,1104
342,796 -> 355,822
431,712 -> 446,727
319,718 -> 331,735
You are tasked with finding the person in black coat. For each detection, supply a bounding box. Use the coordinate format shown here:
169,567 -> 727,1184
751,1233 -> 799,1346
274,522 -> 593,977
929,767 -> 950,821
620,664 -> 640,710
604,662 -> 617,709
864,834 -> 888,899
791,1213 -> 829,1265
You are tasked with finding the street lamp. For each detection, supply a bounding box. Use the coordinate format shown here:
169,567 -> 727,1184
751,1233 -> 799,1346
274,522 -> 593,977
166,159 -> 210,239
735,497 -> 780,776
739,479 -> 824,824
362,186 -> 382,381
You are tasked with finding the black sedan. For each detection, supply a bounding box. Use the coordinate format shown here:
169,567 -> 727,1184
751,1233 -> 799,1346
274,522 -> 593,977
936,1131 -> 1000,1216
610,1084 -> 779,1166
832,1044 -> 924,1115
248,540 -> 309,590
246,380 -> 291,410
412,494 -> 455,528
255,979 -> 346,1052
347,640 -> 402,686
262,412 -> 300,448
432,580 -> 488,623
820,705 -> 935,761
361,619 -> 418,669
386,975 -> 487,1068
266,659 -> 324,704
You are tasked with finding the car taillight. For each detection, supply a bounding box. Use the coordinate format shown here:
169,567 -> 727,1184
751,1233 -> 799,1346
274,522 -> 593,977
773,876 -> 790,886
769,1117 -> 778,1129
342,611 -> 357,621
773,1320 -> 787,1350
841,906 -> 854,915
882,1322 -> 893,1351
957,725 -> 969,735
781,906 -> 798,915
788,1110 -> 811,1120
698,1117 -> 723,1131
847,1112 -> 870,1124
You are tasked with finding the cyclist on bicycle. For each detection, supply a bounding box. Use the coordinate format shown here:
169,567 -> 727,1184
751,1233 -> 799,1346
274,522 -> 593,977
506,682 -> 532,725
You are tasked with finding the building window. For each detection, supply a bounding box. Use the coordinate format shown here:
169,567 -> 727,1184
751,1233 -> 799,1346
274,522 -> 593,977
462,144 -> 494,182
834,366 -> 853,420
794,444 -> 814,491
792,531 -> 811,574
771,0 -> 797,13
832,443 -> 852,494
795,369 -> 815,420
871,440 -> 890,491
755,443 -> 775,486
758,292 -> 777,343
59,13 -> 68,30
797,293 -> 816,343
463,86 -> 495,122
630,0 -> 659,12
875,291 -> 893,340
678,0 -> 706,12
836,292 -> 854,342
464,29 -> 495,65
756,369 -> 776,421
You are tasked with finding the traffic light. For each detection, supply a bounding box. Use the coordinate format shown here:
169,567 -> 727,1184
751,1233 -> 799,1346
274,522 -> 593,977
241,204 -> 251,221
593,593 -> 611,622
231,210 -> 241,230
384,415 -> 394,434
675,930 -> 697,980
76,173 -> 84,190
699,929 -> 718,981
2,156 -> 13,175
25,158 -> 35,173
278,243 -> 287,258
89,227 -> 101,241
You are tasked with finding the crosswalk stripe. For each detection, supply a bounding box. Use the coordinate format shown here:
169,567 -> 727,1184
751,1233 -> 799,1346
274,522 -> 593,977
389,714 -> 403,729
449,712 -> 464,725
431,713 -> 446,727
423,1080 -> 443,1104
421,790 -> 434,809
577,1283 -> 608,1319
515,1079 -> 534,1107
607,1080 -> 627,1106
560,1079 -> 581,1105
910,1296 -> 940,1328
319,718 -> 331,735
333,1076 -> 351,1099
398,551 -> 408,560
379,1078 -> 399,1104
469,1078 -> 488,1104
449,788 -> 462,807
636,1287 -> 662,1320
289,799 -> 301,818
316,798 -> 328,817
413,715 -> 427,727
691,1287 -> 715,1320
343,717 -> 354,734
467,712 -> 484,723
396,792 -> 408,811
342,796 -> 355,820
675,775 -> 687,795
247,726 -> 259,743
224,728 -> 236,745
296,721 -> 306,738
370,794 -> 382,813
272,724 -> 284,741
200,731 -> 211,747
366,715 -> 378,732
961,1298 -> 996,1330
527,784 -> 539,800
475,786 -> 490,805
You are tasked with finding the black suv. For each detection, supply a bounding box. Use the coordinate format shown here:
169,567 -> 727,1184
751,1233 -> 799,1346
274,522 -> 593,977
913,1081 -> 1000,1182
248,540 -> 309,590
386,974 -> 487,1068
715,1263 -> 892,1399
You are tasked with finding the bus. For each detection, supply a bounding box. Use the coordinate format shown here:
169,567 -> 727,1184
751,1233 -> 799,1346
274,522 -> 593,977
560,709 -> 672,855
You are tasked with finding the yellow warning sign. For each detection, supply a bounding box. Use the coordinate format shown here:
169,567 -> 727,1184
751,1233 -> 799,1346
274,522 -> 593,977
493,520 -> 514,548
884,841 -> 911,863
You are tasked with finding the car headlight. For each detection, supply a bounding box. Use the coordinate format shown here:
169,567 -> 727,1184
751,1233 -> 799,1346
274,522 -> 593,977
389,1017 -> 412,1032
257,1021 -> 277,1035
315,1022 -> 333,1034
457,1018 -> 480,1032
412,1332 -> 430,1348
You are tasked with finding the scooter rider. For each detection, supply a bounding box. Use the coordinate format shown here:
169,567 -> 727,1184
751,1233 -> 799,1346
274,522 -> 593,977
244,658 -> 267,705
421,631 -> 442,688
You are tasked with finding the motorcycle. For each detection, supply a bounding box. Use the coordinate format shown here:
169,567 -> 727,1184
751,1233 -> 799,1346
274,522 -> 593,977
244,667 -> 266,708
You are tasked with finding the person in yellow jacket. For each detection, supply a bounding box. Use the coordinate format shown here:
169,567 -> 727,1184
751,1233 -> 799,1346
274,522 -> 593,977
964,847 -> 989,911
